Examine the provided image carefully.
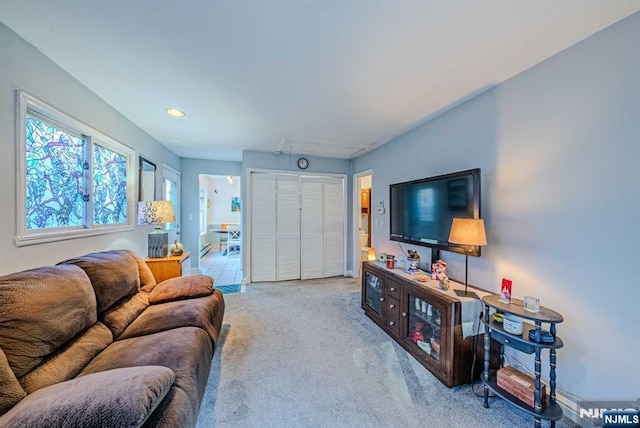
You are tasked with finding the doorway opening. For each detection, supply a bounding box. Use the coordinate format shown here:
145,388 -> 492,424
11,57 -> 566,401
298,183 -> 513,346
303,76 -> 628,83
353,170 -> 373,277
198,174 -> 242,287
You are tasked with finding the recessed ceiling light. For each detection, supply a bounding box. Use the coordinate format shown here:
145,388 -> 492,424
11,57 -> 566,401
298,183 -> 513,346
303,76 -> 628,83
165,108 -> 185,118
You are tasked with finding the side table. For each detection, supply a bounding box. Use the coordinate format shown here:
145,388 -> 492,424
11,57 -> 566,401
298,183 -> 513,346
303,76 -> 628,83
482,294 -> 564,428
145,252 -> 191,283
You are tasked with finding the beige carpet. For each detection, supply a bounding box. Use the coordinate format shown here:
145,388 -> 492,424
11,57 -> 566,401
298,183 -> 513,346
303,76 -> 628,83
196,277 -> 577,428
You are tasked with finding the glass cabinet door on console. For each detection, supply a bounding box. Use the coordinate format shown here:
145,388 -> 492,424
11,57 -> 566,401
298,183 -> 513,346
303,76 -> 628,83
406,293 -> 444,362
402,289 -> 452,384
363,270 -> 384,320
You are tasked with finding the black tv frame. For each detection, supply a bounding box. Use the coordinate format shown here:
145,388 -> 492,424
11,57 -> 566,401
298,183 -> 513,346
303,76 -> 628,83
389,168 -> 481,257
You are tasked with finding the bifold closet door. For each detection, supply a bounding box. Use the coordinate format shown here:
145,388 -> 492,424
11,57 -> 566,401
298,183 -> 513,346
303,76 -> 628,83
276,175 -> 301,281
250,173 -> 277,282
301,176 -> 344,279
300,177 -> 324,279
251,172 -> 344,282
322,177 -> 344,277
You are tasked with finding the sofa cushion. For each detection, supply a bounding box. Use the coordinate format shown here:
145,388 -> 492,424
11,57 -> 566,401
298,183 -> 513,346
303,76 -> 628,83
19,322 -> 113,394
59,250 -> 140,314
0,348 -> 26,416
0,265 -> 97,378
80,327 -> 213,428
119,290 -> 225,345
125,250 -> 157,292
0,366 -> 175,428
148,274 -> 213,304
103,292 -> 150,339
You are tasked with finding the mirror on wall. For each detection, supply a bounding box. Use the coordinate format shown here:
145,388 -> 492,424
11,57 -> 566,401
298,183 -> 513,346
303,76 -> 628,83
139,156 -> 156,201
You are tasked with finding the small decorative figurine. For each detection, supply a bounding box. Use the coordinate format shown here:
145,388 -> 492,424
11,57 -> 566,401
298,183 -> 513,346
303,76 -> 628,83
438,273 -> 450,291
431,260 -> 447,281
406,249 -> 420,273
410,322 -> 424,343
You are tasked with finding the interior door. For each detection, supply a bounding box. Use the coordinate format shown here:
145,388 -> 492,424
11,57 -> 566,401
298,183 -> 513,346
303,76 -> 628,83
250,173 -> 277,282
300,177 -> 324,279
323,177 -> 344,277
276,175 -> 301,281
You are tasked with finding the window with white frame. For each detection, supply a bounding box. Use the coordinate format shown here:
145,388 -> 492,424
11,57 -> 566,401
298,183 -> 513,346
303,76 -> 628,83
16,91 -> 136,246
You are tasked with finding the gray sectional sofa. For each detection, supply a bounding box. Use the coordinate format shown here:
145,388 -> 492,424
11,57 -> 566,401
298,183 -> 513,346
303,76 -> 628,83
0,249 -> 225,427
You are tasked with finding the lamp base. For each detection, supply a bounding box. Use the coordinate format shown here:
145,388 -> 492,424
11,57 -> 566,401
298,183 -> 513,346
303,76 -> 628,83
148,230 -> 168,258
454,289 -> 479,299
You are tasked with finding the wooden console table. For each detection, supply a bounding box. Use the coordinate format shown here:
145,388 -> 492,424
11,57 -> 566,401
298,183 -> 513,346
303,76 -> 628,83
362,261 -> 499,387
145,252 -> 191,283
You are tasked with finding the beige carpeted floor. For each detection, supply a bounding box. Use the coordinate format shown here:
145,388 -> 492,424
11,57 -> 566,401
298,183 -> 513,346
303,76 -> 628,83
195,277 -> 577,428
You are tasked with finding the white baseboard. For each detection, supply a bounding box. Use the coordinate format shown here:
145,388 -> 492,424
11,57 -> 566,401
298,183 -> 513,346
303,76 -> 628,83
346,270 -> 355,277
555,389 -> 580,425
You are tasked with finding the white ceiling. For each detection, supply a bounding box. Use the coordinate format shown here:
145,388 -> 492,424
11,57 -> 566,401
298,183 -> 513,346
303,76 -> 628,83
1,1 -> 639,161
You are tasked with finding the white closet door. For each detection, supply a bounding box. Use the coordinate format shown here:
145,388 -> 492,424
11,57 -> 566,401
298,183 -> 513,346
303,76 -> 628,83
276,175 -> 301,281
300,177 -> 324,279
251,173 -> 277,282
323,177 -> 344,277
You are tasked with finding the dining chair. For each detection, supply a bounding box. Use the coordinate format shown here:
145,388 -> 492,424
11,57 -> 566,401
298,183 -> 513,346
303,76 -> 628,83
227,225 -> 241,255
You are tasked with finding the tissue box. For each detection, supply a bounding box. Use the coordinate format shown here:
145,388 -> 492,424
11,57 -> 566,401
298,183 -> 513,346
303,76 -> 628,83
497,366 -> 546,408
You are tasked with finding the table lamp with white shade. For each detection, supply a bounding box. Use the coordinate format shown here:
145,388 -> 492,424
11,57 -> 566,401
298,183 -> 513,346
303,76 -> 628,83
448,218 -> 487,299
138,201 -> 175,258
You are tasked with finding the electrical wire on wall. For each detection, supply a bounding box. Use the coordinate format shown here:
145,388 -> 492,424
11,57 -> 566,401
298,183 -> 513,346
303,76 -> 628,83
397,242 -> 406,257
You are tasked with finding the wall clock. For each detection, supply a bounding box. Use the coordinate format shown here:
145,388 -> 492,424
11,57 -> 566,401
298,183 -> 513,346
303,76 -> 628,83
297,157 -> 309,170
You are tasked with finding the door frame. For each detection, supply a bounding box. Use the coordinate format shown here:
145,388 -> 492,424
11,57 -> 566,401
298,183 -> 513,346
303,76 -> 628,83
352,168 -> 373,278
245,168 -> 348,284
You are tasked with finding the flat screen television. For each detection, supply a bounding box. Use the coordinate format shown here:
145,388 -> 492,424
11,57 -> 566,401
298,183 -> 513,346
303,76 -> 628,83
389,168 -> 481,256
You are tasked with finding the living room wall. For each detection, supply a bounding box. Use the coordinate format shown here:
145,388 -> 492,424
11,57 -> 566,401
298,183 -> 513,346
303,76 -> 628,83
0,22 -> 180,275
353,11 -> 639,408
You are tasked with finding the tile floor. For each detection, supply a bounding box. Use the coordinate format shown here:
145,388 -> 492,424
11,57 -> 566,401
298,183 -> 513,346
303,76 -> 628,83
200,249 -> 243,287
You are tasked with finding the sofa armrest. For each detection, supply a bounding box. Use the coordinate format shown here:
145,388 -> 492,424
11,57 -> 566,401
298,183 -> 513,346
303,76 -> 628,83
0,366 -> 175,428
148,275 -> 214,305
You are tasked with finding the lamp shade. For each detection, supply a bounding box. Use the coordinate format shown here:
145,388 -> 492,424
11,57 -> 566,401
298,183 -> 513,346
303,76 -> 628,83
448,218 -> 487,246
138,201 -> 175,225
